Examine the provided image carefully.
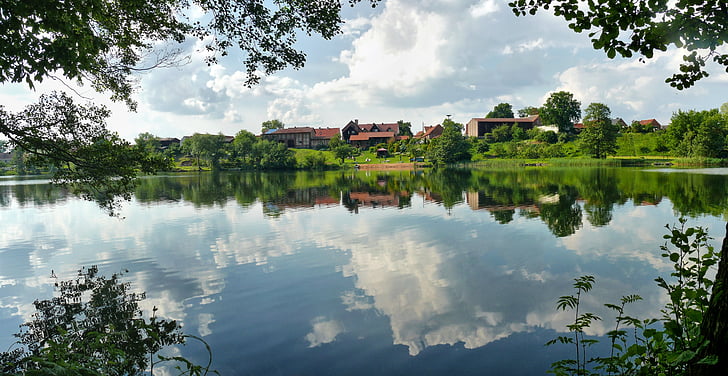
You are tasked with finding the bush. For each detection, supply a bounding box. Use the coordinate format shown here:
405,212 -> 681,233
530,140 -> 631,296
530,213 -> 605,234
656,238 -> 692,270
0,266 -> 213,376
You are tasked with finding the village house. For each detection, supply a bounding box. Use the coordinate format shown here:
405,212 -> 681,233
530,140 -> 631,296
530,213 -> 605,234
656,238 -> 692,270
341,120 -> 403,148
639,119 -> 662,131
465,115 -> 542,137
414,124 -> 444,140
158,137 -> 180,149
261,127 -> 341,149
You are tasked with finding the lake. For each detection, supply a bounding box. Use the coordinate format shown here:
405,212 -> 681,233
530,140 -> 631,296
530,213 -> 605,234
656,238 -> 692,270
1,167 -> 727,375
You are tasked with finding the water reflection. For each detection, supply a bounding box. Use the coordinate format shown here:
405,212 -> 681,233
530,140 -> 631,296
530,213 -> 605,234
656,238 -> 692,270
2,168 -> 728,374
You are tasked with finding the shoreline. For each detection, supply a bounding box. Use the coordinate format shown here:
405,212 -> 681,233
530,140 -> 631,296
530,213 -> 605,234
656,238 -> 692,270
355,162 -> 430,170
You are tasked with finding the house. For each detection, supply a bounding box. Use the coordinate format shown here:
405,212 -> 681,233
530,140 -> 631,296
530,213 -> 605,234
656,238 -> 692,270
158,138 -> 180,149
465,115 -> 542,137
262,127 -> 341,149
341,120 -> 400,142
348,132 -> 397,149
639,119 -> 662,130
414,125 -> 444,140
312,128 -> 341,149
612,118 -> 628,129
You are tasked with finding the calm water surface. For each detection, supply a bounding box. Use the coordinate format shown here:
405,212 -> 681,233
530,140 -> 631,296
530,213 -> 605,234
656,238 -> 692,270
1,167 -> 727,375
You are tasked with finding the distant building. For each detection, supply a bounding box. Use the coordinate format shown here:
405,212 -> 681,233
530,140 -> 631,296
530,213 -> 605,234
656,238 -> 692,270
639,119 -> 662,131
341,120 -> 402,148
261,127 -> 341,149
414,124 -> 444,140
465,115 -> 542,137
0,152 -> 12,163
158,137 -> 180,149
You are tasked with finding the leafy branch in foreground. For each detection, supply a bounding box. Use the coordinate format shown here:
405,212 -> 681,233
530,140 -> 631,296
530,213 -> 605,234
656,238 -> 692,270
509,0 -> 728,89
547,219 -> 720,375
0,266 -> 215,376
0,92 -> 170,215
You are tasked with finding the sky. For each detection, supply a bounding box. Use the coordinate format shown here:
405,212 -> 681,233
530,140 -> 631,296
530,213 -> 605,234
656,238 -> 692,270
1,0 -> 727,142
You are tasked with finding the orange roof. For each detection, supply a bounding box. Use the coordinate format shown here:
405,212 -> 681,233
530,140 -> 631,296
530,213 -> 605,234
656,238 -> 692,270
314,127 -> 340,138
639,119 -> 661,127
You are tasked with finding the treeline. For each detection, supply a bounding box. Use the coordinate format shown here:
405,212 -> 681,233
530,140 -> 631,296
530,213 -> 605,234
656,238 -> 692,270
469,94 -> 728,161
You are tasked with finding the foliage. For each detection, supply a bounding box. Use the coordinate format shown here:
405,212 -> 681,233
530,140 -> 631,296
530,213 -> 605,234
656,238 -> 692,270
182,133 -> 227,170
0,266 -> 214,376
298,150 -> 328,170
426,118 -> 471,165
518,106 -> 540,117
261,119 -> 285,134
510,0 -> 728,89
134,133 -> 161,154
0,0 -> 380,108
231,129 -> 257,163
578,103 -> 619,159
333,144 -> 356,164
487,103 -> 515,118
666,109 -> 728,158
535,130 -> 559,144
397,120 -> 413,137
547,219 -> 721,375
491,125 -> 513,143
0,92 -> 167,215
251,140 -> 296,169
541,91 -> 582,134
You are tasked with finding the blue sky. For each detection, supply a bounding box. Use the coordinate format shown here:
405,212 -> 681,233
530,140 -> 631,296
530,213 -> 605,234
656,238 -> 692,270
1,0 -> 727,141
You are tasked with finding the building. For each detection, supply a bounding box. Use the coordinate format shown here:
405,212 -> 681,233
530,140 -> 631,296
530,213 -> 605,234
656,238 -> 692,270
414,125 -> 444,140
465,115 -> 542,137
158,138 -> 180,149
341,120 -> 402,148
262,127 -> 341,149
341,120 -> 400,142
639,119 -> 662,131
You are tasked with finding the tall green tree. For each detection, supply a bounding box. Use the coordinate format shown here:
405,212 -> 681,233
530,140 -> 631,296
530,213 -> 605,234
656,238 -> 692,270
261,119 -> 285,134
397,120 -> 413,137
510,0 -> 728,89
541,91 -> 581,135
251,140 -> 295,169
666,109 -> 727,157
487,103 -> 515,118
578,103 -> 619,159
181,133 -> 226,170
232,129 -> 257,164
510,2 -> 728,371
427,118 -> 471,165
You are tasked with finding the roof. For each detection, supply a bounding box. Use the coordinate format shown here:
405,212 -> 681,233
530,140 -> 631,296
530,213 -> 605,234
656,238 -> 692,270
349,132 -> 396,141
269,127 -> 315,134
358,123 -> 400,133
639,119 -> 661,127
421,125 -> 443,138
314,127 -> 340,139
